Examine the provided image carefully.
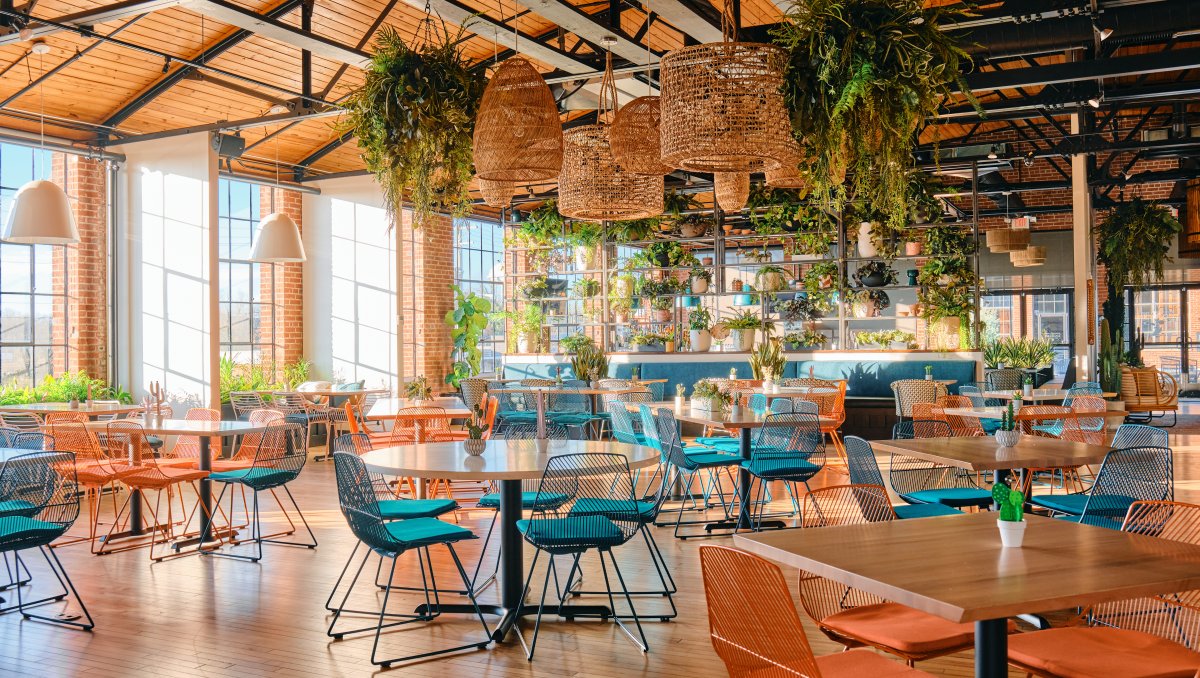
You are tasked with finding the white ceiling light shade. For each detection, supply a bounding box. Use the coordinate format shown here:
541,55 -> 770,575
2,179 -> 79,244
250,212 -> 306,262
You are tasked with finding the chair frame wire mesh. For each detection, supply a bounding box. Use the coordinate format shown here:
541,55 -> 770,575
889,420 -> 989,508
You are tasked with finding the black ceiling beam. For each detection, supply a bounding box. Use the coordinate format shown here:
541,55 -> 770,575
936,78 -> 1200,121
963,47 -> 1200,92
292,131 -> 352,180
101,0 -> 304,131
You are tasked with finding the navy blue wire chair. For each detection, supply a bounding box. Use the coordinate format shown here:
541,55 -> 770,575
0,449 -> 93,629
516,452 -> 648,659
650,406 -> 742,538
888,421 -> 993,509
1031,445 -> 1173,528
737,412 -> 826,531
842,436 -> 961,519
204,421 -> 315,562
326,452 -> 490,669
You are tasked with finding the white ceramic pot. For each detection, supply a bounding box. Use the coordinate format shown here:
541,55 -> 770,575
729,328 -> 755,351
464,439 -> 486,456
691,277 -> 709,294
517,331 -> 539,353
997,519 -> 1026,548
1023,385 -> 1034,397
995,429 -> 1022,447
690,329 -> 712,352
857,222 -> 877,258
575,246 -> 597,270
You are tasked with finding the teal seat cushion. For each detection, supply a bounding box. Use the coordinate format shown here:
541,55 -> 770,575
0,499 -> 37,517
742,458 -> 821,479
478,491 -> 568,510
498,411 -> 537,423
1059,514 -> 1125,530
0,515 -> 64,544
902,487 -> 994,508
895,503 -> 962,519
696,436 -> 735,446
981,420 -> 1002,434
1032,493 -> 1136,517
570,497 -> 656,521
547,412 -> 594,426
383,517 -> 474,547
210,467 -> 295,489
378,498 -> 458,520
685,451 -> 743,469
516,515 -> 624,549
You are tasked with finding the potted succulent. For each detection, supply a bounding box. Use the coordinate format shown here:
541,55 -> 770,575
571,342 -> 609,387
996,402 -> 1021,447
784,330 -> 827,351
464,404 -> 488,455
852,260 -> 898,288
1022,374 -> 1034,398
404,376 -> 433,406
691,379 -> 732,412
630,330 -> 669,352
846,289 -> 890,318
994,477 -> 1026,547
688,308 -> 713,352
608,273 -> 636,322
559,332 -> 594,354
690,266 -> 713,294
725,310 -> 763,351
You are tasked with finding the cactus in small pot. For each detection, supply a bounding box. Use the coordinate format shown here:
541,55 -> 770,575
994,478 -> 1026,547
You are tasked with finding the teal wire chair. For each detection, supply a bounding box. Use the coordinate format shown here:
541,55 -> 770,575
492,385 -> 537,432
737,412 -> 826,531
842,436 -> 961,518
0,449 -> 93,630
1031,445 -> 1173,528
1,430 -> 53,593
327,452 -> 491,669
889,421 -> 993,509
324,434 -> 459,612
516,452 -> 648,659
205,421 -> 316,562
701,398 -> 795,452
651,406 -> 743,538
546,388 -> 599,437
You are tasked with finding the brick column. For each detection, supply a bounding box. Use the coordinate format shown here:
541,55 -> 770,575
50,154 -> 108,380
258,186 -> 304,374
397,213 -> 456,385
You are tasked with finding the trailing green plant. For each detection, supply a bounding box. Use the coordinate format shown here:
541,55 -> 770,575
908,172 -> 950,223
688,307 -> 713,331
491,304 -> 545,339
804,260 -> 839,292
635,276 -> 681,304
844,288 -> 890,313
339,24 -> 484,225
443,285 -> 492,387
572,278 -> 600,298
630,330 -> 672,346
404,376 -> 432,400
516,199 -> 566,246
558,332 -> 595,354
725,309 -> 764,330
608,218 -> 658,243
747,184 -> 806,235
518,275 -> 550,300
564,220 -> 602,248
663,188 -> 700,218
855,329 -> 915,348
922,223 -> 975,258
784,330 -> 827,348
629,241 -> 699,270
852,260 -> 898,287
571,342 -> 609,382
607,273 -> 637,317
281,358 -> 312,389
775,296 -> 823,322
755,264 -> 791,293
773,0 -> 978,231
1095,198 -> 1182,344
690,266 -> 713,284
993,476 -> 1024,522
749,337 -> 788,379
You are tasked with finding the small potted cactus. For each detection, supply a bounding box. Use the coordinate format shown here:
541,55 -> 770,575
924,365 -> 934,381
993,479 -> 1026,547
1022,374 -> 1034,398
464,404 -> 487,456
996,402 -> 1021,447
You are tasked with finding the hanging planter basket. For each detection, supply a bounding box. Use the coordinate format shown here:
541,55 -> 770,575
473,56 -> 563,182
659,41 -> 792,173
611,96 -> 674,175
714,172 -> 750,211
478,178 -> 515,207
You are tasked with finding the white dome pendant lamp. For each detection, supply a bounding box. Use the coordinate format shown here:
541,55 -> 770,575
250,125 -> 306,262
3,42 -> 78,245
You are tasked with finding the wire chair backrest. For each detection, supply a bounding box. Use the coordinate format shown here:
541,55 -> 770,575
0,426 -> 19,447
126,402 -> 173,421
230,391 -> 267,418
270,392 -> 312,415
937,395 -> 983,435
842,436 -> 887,488
493,388 -> 531,415
699,545 -> 823,678
803,484 -> 897,527
789,398 -> 818,415
768,397 -> 793,414
45,411 -> 88,425
232,409 -> 287,460
527,453 -> 640,550
652,406 -> 700,472
1091,501 -> 1200,645
12,431 -> 51,451
752,411 -> 825,457
598,378 -> 631,390
748,393 -> 768,414
390,407 -> 448,442
1067,396 -> 1107,443
958,384 -> 987,407
46,421 -> 108,464
889,421 -> 977,497
644,381 -> 666,401
1064,382 -> 1104,406
0,412 -> 41,431
332,451 -> 398,553
892,420 -> 953,440
986,368 -> 1025,391
1020,405 -> 1082,439
246,422 -> 306,482
548,388 -> 591,414
459,377 -> 489,412
795,496 -> 888,626
790,391 -> 835,417
1112,423 -> 1169,450
0,450 -> 79,534
501,422 -> 570,441
171,407 -> 221,460
607,401 -> 641,446
104,420 -> 159,467
1080,446 -> 1174,528
603,390 -> 652,432
890,379 -> 945,417
332,432 -> 373,456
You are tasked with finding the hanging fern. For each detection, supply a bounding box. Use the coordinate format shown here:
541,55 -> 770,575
772,0 -> 978,233
339,24 -> 485,226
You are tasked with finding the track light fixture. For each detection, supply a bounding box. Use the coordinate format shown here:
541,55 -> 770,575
162,56 -> 170,74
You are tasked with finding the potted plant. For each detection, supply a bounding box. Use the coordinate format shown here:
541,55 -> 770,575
519,275 -> 550,300
566,221 -> 603,270
404,376 -> 433,406
464,404 -> 488,455
725,310 -> 763,351
688,308 -> 713,352
1022,374 -> 1034,398
608,218 -> 657,243
846,289 -> 890,318
996,402 -> 1021,447
443,284 -> 492,388
805,260 -> 838,291
993,476 -> 1026,547
676,213 -> 712,238
559,332 -> 594,354
925,365 -> 934,381
493,305 -> 544,353
784,330 -> 827,351
630,330 -> 668,352
903,230 -> 923,257
572,278 -> 600,299
664,329 -> 677,353
775,296 -> 822,325
608,273 -> 636,322
690,266 -> 713,294
750,338 -> 787,380
571,342 -> 609,386
852,260 -> 898,288
691,379 -> 731,412
755,264 -> 791,294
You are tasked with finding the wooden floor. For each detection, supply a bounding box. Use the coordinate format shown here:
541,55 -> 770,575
2,432 -> 1198,678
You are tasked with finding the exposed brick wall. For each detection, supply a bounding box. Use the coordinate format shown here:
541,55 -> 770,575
51,155 -> 108,381
257,186 -> 304,374
398,212 -> 456,387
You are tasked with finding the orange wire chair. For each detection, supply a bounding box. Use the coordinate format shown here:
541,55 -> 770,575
44,411 -> 89,425
0,412 -> 43,431
801,484 -> 899,526
1019,405 -> 1089,496
699,544 -> 937,677
936,395 -> 985,437
160,408 -> 222,467
910,403 -> 945,423
45,421 -> 136,552
783,378 -> 848,471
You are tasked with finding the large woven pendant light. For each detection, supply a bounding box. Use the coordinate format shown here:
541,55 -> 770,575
473,56 -> 563,181
610,20 -> 673,176
765,137 -> 807,190
1010,245 -> 1046,267
559,50 -> 663,220
714,172 -> 749,212
479,178 -> 515,207
658,2 -> 792,173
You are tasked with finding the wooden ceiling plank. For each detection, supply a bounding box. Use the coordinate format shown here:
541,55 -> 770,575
182,0 -> 371,66
639,0 -> 720,42
0,0 -> 183,46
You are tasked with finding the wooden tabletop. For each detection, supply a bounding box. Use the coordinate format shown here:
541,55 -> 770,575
84,419 -> 275,437
734,512 -> 1200,623
743,386 -> 837,396
627,401 -> 833,428
0,401 -> 144,415
870,436 -> 1113,471
944,406 -> 1127,420
358,439 -> 659,480
498,385 -> 643,396
365,398 -> 472,420
983,389 -> 1118,401
297,388 -> 390,398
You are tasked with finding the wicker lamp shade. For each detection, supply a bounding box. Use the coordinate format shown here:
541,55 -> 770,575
714,172 -> 750,212
1010,245 -> 1046,267
478,178 -> 515,207
659,42 -> 792,173
560,124 -> 665,220
611,96 -> 674,175
473,57 -> 563,182
985,228 -> 1030,253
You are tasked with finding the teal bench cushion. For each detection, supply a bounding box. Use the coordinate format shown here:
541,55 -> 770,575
210,467 -> 295,489
383,517 -> 474,547
517,515 -> 624,549
478,491 -> 568,510
378,498 -> 458,520
895,503 -> 963,519
902,487 -> 993,508
0,499 -> 37,517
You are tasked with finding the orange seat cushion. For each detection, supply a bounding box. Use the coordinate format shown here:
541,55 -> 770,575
122,467 -> 210,489
1008,627 -> 1200,678
821,603 -> 990,655
813,648 -> 936,677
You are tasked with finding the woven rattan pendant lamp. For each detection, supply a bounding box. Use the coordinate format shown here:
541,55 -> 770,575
559,49 -> 663,220
478,178 -> 515,207
473,56 -> 563,181
610,20 -> 673,176
765,136 -> 808,190
658,1 -> 792,173
714,172 -> 749,211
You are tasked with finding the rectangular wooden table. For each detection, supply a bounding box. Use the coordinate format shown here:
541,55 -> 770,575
0,401 -> 144,417
870,435 -> 1112,473
944,406 -> 1127,421
983,388 -> 1118,402
734,512 -> 1200,678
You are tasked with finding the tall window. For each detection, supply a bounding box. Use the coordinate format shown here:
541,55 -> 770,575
453,217 -> 505,374
0,144 -> 66,386
217,179 -> 275,364
1130,287 -> 1187,380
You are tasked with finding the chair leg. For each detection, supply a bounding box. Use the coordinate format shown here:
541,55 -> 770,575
11,547 -> 94,631
598,548 -> 648,653
325,541 -> 362,612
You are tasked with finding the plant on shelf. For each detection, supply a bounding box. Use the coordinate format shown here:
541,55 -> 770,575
755,264 -> 791,293
571,342 -> 609,383
775,296 -> 823,323
749,337 -> 787,379
844,288 -> 890,318
559,332 -> 595,354
572,278 -> 600,298
688,308 -> 714,352
518,275 -> 550,300
1,370 -> 133,406
608,218 -> 658,243
689,265 -> 714,293
908,172 -> 950,224
741,248 -> 774,264
784,330 -> 827,350
748,184 -> 807,235
631,241 -> 700,270
630,330 -> 671,350
855,329 -> 915,349
565,221 -> 603,269
636,276 -> 680,316
492,305 -> 544,353
443,284 -> 492,387
773,0 -> 977,233
852,260 -> 898,288
340,25 -> 485,224
515,199 -> 566,247
795,228 -> 834,257
1094,198 -> 1182,347
725,309 -> 764,351
404,376 -> 433,402
607,273 -> 637,321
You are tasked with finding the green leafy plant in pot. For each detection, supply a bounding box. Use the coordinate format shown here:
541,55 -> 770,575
688,307 -> 713,352
571,343 -> 609,386
493,305 -> 544,353
784,330 -> 827,350
404,376 -> 433,404
443,285 -> 491,388
852,260 -> 898,288
725,309 -> 763,351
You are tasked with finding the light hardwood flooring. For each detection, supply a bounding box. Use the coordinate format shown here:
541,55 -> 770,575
1,434 -> 1198,678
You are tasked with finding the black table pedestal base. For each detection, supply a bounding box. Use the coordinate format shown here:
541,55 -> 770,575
975,618 -> 1009,678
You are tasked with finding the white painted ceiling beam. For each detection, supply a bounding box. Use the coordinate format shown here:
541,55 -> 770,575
182,0 -> 372,67
0,0 -> 182,45
639,0 -> 722,43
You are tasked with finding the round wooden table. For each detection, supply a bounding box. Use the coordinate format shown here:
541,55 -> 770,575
359,439 -> 659,642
